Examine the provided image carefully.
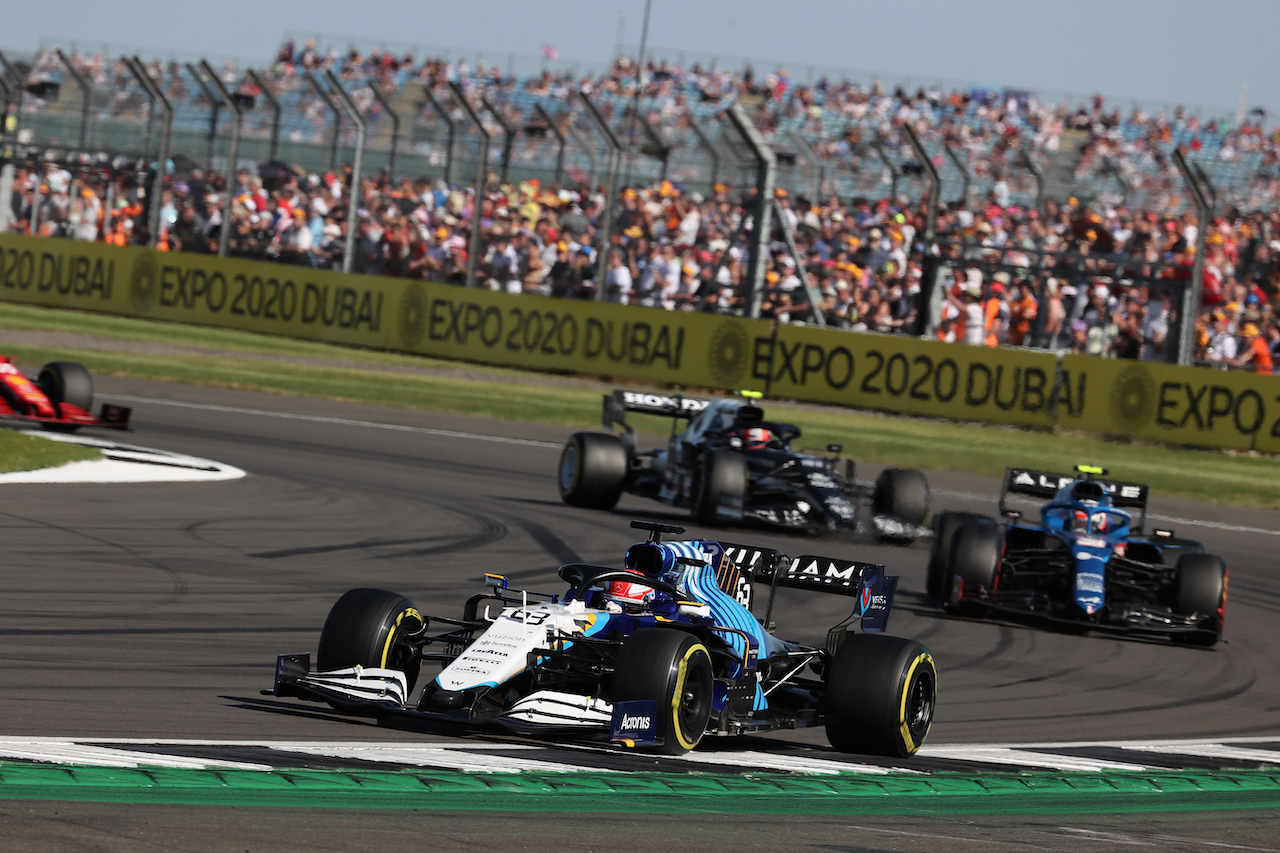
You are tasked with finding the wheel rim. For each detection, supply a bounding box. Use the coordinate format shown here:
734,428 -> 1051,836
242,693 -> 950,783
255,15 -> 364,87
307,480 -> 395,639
676,655 -> 712,737
904,666 -> 935,741
558,443 -> 580,493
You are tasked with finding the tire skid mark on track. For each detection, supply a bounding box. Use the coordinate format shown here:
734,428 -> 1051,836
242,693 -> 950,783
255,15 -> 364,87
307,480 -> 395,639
0,509 -> 189,607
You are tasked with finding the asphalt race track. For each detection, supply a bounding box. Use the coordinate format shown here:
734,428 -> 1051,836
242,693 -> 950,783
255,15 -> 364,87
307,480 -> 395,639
2,375 -> 1279,851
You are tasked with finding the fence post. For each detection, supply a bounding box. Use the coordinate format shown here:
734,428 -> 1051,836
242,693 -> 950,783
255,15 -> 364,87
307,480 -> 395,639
724,102 -> 776,320
1172,148 -> 1211,367
366,78 -> 400,175
185,63 -> 221,172
901,123 -> 938,243
325,70 -> 367,276
873,136 -> 901,199
687,115 -> 720,190
944,142 -> 969,206
305,71 -> 342,172
480,95 -> 515,184
55,49 -> 92,151
421,87 -> 457,186
577,91 -> 622,298
1016,144 -> 1043,210
532,103 -> 566,184
445,80 -> 489,289
199,59 -> 245,259
0,52 -> 25,145
124,56 -> 171,250
245,69 -> 281,164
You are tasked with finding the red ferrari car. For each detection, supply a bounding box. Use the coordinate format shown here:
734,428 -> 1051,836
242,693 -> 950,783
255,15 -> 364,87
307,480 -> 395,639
0,356 -> 130,432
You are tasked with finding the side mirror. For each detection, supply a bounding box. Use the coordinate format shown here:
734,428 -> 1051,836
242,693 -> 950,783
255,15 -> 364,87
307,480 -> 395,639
484,573 -> 508,589
827,443 -> 843,454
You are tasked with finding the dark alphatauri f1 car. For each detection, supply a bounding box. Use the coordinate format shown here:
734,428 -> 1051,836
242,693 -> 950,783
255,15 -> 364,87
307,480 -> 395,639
0,356 -> 130,432
269,521 -> 937,757
558,390 -> 930,538
928,465 -> 1227,645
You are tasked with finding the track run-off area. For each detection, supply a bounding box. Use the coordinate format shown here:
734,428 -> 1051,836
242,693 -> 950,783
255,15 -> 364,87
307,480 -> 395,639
2,376 -> 1279,850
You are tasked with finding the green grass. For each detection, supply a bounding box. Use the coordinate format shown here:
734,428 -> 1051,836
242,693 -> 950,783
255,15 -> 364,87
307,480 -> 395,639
0,428 -> 101,474
3,303 -> 1279,508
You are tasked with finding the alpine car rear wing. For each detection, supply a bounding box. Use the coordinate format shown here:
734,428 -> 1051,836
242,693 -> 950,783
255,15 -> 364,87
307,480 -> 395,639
1000,466 -> 1150,529
602,390 -> 712,435
714,540 -> 898,635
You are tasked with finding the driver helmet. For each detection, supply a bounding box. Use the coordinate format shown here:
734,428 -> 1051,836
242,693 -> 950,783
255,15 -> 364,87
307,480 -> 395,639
1071,510 -> 1089,533
603,544 -> 664,606
742,426 -> 772,450
1091,511 -> 1108,532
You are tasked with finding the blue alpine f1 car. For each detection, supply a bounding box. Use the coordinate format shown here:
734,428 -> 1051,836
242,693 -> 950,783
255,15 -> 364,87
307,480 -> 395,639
269,521 -> 937,757
927,465 -> 1227,645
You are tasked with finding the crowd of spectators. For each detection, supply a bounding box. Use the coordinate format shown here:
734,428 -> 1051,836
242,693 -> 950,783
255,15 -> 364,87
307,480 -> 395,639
5,41 -> 1280,373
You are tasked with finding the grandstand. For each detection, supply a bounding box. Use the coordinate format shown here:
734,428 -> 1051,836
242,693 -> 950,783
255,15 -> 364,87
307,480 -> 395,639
2,36 -> 1277,373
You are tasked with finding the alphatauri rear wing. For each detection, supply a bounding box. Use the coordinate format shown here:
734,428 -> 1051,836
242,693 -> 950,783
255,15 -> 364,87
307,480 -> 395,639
602,390 -> 711,433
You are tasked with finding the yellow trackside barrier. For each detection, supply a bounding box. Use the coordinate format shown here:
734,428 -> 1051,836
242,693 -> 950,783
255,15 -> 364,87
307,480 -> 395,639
760,323 -> 1060,428
1057,354 -> 1280,453
6,233 -> 1280,453
0,234 -> 770,390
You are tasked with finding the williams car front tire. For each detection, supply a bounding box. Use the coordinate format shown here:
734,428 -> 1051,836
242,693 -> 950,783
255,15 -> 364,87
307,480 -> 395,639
611,629 -> 714,755
316,588 -> 424,693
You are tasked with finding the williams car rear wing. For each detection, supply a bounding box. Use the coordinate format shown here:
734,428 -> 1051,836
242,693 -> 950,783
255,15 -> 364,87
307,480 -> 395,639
1000,467 -> 1150,529
714,541 -> 898,634
603,390 -> 712,435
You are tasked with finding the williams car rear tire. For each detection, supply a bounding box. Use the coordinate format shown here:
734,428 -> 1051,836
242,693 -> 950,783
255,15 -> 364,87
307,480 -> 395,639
559,432 -> 629,509
316,588 -> 424,694
824,633 -> 935,757
611,629 -> 714,755
37,361 -> 93,432
926,511 -> 981,600
693,449 -> 748,525
1173,553 -> 1227,645
872,467 -> 930,527
946,520 -> 1001,613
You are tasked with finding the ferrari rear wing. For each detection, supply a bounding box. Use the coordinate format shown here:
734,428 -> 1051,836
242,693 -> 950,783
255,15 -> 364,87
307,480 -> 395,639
714,541 -> 898,634
602,390 -> 711,433
999,467 -> 1149,527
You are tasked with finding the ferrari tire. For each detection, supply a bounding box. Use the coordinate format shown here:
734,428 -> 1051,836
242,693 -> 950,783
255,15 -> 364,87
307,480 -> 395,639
316,588 -> 424,694
872,467 -> 930,526
693,449 -> 748,525
559,432 -> 628,509
1173,553 -> 1227,645
611,629 -> 714,755
824,633 -> 936,757
926,511 -> 980,599
946,520 -> 1001,612
37,361 -> 94,432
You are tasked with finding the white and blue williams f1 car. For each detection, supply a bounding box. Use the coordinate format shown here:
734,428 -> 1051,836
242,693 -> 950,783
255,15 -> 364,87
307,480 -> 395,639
928,465 -> 1228,645
269,521 -> 937,757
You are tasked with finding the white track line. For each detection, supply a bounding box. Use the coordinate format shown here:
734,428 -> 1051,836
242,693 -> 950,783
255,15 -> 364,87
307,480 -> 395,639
80,396 -> 1280,535
916,745 -> 1150,772
108,395 -> 562,449
0,741 -> 269,771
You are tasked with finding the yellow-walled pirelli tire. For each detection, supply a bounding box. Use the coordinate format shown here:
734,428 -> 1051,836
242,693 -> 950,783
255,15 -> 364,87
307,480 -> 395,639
559,432 -> 628,509
316,588 -> 425,694
611,629 -> 714,755
824,633 -> 936,757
